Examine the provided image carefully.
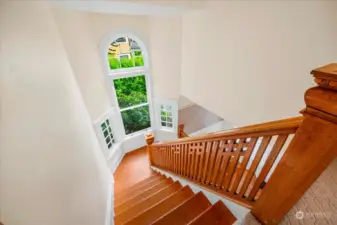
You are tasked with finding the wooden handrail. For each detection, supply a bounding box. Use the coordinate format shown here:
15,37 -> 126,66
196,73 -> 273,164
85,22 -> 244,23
155,116 -> 302,146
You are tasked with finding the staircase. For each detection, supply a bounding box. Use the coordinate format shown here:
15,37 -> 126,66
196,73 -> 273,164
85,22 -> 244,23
114,172 -> 237,225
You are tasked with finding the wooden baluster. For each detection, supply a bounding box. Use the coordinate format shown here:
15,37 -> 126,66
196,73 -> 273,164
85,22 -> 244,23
210,141 -> 224,186
173,145 -> 176,173
145,133 -> 155,166
168,146 -> 171,171
180,144 -> 184,175
205,141 -> 219,185
184,143 -> 189,176
221,139 -> 244,191
192,143 -> 201,180
230,137 -> 258,195
181,144 -> 185,176
196,142 -> 207,182
247,135 -> 288,200
215,141 -> 231,190
201,142 -> 212,184
252,63 -> 337,224
189,144 -> 196,178
186,144 -> 191,177
239,136 -> 271,197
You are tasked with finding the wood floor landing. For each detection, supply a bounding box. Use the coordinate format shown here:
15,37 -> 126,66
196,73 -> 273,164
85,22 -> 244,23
114,147 -> 154,194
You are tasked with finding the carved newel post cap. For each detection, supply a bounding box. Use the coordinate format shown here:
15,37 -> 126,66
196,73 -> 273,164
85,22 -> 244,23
311,63 -> 337,90
303,63 -> 337,122
145,132 -> 154,145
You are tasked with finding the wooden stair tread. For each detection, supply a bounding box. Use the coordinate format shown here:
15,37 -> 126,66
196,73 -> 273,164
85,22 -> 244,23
114,181 -> 182,225
124,186 -> 194,225
153,192 -> 212,225
114,173 -> 158,196
115,178 -> 175,215
188,201 -> 237,225
115,175 -> 165,205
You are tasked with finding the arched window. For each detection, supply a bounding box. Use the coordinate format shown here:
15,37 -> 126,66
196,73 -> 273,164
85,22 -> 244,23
106,36 -> 152,135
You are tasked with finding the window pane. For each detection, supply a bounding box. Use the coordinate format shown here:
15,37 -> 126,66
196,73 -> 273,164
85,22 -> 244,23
108,143 -> 112,148
167,117 -> 172,122
167,112 -> 172,117
108,54 -> 121,70
101,122 -> 107,130
161,122 -> 166,126
167,123 -> 173,128
121,105 -> 151,135
105,136 -> 111,144
135,57 -> 144,67
113,75 -> 147,108
161,111 -> 167,116
108,37 -> 144,70
121,57 -> 134,68
103,130 -> 109,138
161,116 -> 166,121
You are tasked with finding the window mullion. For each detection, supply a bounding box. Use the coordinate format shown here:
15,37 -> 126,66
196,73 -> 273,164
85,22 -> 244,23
120,102 -> 149,112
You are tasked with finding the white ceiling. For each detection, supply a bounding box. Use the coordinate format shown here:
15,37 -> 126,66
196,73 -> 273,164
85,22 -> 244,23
50,0 -> 206,16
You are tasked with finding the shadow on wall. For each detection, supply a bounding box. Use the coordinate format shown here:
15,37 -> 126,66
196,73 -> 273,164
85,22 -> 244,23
178,95 -> 234,135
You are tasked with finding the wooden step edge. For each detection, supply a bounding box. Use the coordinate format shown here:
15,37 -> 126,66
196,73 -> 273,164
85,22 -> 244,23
114,173 -> 157,196
114,181 -> 183,225
114,179 -> 177,215
115,177 -> 173,208
115,174 -> 164,199
152,191 -> 212,225
187,200 -> 237,225
115,181 -> 183,218
123,185 -> 195,225
115,175 -> 167,202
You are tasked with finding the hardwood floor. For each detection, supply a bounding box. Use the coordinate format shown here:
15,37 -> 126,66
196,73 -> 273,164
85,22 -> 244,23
114,147 -> 154,194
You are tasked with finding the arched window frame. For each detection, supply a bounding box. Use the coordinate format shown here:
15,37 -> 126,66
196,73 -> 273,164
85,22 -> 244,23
100,32 -> 154,138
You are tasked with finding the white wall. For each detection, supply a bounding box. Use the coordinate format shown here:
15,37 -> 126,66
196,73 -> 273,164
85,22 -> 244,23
189,120 -> 233,137
179,104 -> 224,134
181,0 -> 337,126
52,7 -> 111,120
0,1 -> 111,225
149,16 -> 182,99
178,95 -> 194,109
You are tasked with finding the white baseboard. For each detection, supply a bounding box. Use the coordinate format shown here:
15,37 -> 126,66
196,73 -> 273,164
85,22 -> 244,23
105,182 -> 114,225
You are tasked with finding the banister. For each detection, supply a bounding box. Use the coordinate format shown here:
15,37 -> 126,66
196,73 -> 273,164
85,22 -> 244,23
154,116 -> 302,146
147,64 -> 337,224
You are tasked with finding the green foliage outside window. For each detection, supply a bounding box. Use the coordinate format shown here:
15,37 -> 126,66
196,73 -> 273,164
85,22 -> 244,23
108,55 -> 121,70
120,58 -> 134,68
113,75 -> 147,108
108,54 -> 144,70
121,105 -> 151,134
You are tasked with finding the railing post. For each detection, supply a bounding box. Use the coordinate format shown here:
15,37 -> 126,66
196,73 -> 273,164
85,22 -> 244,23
145,132 -> 155,166
252,63 -> 337,224
178,124 -> 185,138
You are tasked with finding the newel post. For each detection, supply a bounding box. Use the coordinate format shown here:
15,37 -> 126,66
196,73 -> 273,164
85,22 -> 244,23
252,63 -> 337,224
145,133 -> 155,166
178,124 -> 185,138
